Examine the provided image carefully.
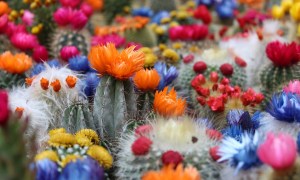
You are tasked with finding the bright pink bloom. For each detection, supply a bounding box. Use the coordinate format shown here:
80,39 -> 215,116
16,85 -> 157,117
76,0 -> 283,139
22,10 -> 35,26
0,14 -> 8,33
283,80 -> 300,95
71,10 -> 88,30
5,23 -> 26,37
126,42 -> 142,50
194,5 -> 212,24
10,32 -> 38,50
266,41 -> 300,67
0,90 -> 9,126
169,24 -> 208,41
258,133 -> 297,170
60,45 -> 80,61
92,34 -> 126,48
59,0 -> 81,8
53,7 -> 73,26
80,2 -> 94,17
183,54 -> 194,64
33,45 -> 49,62
135,125 -> 153,137
131,137 -> 152,156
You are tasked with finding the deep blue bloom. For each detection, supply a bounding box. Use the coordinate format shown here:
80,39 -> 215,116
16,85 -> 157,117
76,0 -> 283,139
226,110 -> 260,131
226,110 -> 245,125
47,59 -> 61,68
197,0 -> 215,7
267,92 -> 300,123
82,72 -> 101,97
132,7 -> 153,17
297,132 -> 300,153
222,124 -> 243,141
216,4 -> 234,19
251,111 -> 262,129
154,62 -> 178,90
151,11 -> 170,24
35,159 -> 59,180
68,56 -> 90,73
59,157 -> 105,180
31,63 -> 45,76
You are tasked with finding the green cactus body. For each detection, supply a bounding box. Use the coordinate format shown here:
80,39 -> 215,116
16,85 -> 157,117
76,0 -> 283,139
93,75 -> 137,140
137,92 -> 154,117
0,71 -> 25,89
124,26 -> 157,47
0,36 -> 18,54
150,0 -> 177,13
62,103 -> 96,134
260,64 -> 300,92
104,0 -> 131,24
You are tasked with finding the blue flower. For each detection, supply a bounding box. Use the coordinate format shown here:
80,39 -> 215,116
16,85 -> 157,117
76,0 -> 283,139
151,11 -> 170,24
251,111 -> 262,129
132,7 -> 153,17
82,72 -> 101,97
154,62 -> 178,90
216,3 -> 234,19
59,157 -> 105,180
47,59 -> 61,68
218,133 -> 262,172
68,56 -> 90,73
30,59 -> 61,76
226,110 -> 245,125
267,92 -> 300,123
197,0 -> 215,7
222,125 -> 243,141
297,132 -> 300,153
35,159 -> 59,180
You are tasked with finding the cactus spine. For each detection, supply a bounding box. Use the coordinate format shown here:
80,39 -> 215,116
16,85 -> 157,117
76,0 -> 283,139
0,70 -> 25,89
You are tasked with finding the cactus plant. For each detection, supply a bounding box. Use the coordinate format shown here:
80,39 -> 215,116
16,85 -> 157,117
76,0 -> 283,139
0,70 -> 26,89
103,0 -> 131,24
150,0 -> 177,13
62,103 -> 96,134
124,26 -> 157,47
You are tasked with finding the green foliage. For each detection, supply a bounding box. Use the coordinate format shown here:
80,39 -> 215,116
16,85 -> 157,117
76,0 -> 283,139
93,75 -> 137,141
150,0 -> 177,13
0,70 -> 26,89
124,26 -> 157,47
104,0 -> 132,24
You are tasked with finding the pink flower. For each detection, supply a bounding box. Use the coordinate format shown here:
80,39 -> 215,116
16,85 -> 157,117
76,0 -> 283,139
5,22 -> 26,37
53,7 -> 73,26
71,10 -> 88,30
10,32 -> 38,50
168,24 -> 208,41
135,125 -> 153,137
194,5 -> 212,24
91,34 -> 126,48
60,0 -> 81,8
80,2 -> 94,17
283,80 -> 300,95
0,90 -> 9,126
126,42 -> 142,50
21,10 -> 35,26
0,14 -> 8,33
60,45 -> 80,61
33,45 -> 49,62
258,133 -> 297,170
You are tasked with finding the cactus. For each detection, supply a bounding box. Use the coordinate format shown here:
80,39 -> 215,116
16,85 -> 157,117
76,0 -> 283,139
103,0 -> 131,24
137,92 -> 154,117
124,26 -> 157,47
150,0 -> 177,13
93,75 -> 137,141
260,63 -> 300,93
0,70 -> 26,89
62,103 -> 96,134
50,29 -> 91,57
0,36 -> 18,54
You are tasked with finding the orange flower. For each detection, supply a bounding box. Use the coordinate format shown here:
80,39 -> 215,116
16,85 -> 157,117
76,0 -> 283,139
51,79 -> 61,92
133,69 -> 160,91
26,77 -> 35,86
88,43 -> 145,80
15,107 -> 24,117
142,164 -> 201,180
66,76 -> 77,88
238,0 -> 264,8
84,0 -> 103,11
0,2 -> 10,16
153,87 -> 186,117
40,78 -> 49,90
0,51 -> 32,74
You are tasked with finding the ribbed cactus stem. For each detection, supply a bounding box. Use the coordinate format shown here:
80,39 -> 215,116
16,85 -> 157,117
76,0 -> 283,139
0,71 -> 25,89
124,26 -> 157,47
93,76 -> 137,140
137,92 -> 154,117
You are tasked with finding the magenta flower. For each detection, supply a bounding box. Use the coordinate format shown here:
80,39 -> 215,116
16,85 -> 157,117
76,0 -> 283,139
60,45 -> 80,61
257,133 -> 297,170
80,2 -> 93,17
126,42 -> 142,50
10,32 -> 38,50
0,14 -> 8,33
169,24 -> 208,41
22,10 -> 35,26
5,22 -> 26,37
283,80 -> 300,95
59,0 -> 81,8
91,34 -> 126,48
53,7 -> 73,26
71,10 -> 88,30
33,45 -> 49,62
0,90 -> 9,127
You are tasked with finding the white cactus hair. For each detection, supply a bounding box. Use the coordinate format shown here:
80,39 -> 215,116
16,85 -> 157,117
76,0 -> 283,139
9,87 -> 52,147
262,20 -> 286,42
220,166 -> 266,180
201,48 -> 233,66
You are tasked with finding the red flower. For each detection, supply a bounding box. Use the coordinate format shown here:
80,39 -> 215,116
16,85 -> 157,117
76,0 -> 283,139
241,88 -> 257,106
71,10 -> 88,30
0,14 -> 8,34
60,45 -> 80,61
0,90 -> 9,126
183,54 -> 194,64
161,150 -> 183,166
197,96 -> 206,106
80,2 -> 94,17
193,61 -> 207,73
234,56 -> 247,67
169,24 -> 208,41
191,74 -> 206,88
53,7 -> 73,26
195,87 -> 210,97
193,5 -> 212,24
210,72 -> 219,83
33,45 -> 49,62
131,137 -> 152,156
135,125 -> 153,137
207,96 -> 225,112
209,146 -> 221,161
206,129 -> 223,140
220,63 -> 233,76
266,41 -> 300,67
10,32 -> 38,51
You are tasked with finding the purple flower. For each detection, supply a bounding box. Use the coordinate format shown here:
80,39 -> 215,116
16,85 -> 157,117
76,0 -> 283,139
154,62 -> 178,90
35,159 -> 59,180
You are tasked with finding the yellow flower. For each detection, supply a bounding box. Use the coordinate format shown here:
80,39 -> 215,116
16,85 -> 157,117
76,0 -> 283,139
76,135 -> 93,147
144,54 -> 158,67
61,155 -> 81,167
155,26 -> 165,35
160,17 -> 171,24
140,47 -> 153,54
170,11 -> 177,18
187,1 -> 196,8
75,129 -> 100,145
176,11 -> 189,20
281,0 -> 293,12
48,128 -> 66,137
290,3 -> 300,21
162,49 -> 180,62
169,21 -> 179,27
35,150 -> 59,162
87,145 -> 113,169
159,44 -> 167,51
48,133 -> 76,147
272,5 -> 285,19
172,42 -> 183,50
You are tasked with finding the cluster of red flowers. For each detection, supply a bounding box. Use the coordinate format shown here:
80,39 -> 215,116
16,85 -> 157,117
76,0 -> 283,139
193,5 -> 212,25
191,72 -> 264,112
237,9 -> 270,30
266,41 -> 300,67
169,24 -> 208,41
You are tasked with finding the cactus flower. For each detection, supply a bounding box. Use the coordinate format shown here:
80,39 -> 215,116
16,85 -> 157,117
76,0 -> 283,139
133,69 -> 160,92
0,90 -> 9,126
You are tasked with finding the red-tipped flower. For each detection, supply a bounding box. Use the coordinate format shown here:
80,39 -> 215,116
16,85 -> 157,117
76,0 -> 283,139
161,150 -> 183,166
131,136 -> 152,156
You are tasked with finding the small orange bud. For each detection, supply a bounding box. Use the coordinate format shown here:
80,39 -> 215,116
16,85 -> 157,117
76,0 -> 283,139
25,77 -> 34,86
66,76 -> 77,88
50,79 -> 61,92
15,107 -> 24,117
40,78 -> 49,90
